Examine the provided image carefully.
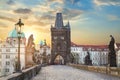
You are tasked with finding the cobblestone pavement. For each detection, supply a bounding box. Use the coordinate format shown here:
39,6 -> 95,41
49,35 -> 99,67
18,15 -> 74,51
32,65 -> 120,80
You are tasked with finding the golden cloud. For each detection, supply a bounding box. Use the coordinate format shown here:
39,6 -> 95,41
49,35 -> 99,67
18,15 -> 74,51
94,0 -> 120,6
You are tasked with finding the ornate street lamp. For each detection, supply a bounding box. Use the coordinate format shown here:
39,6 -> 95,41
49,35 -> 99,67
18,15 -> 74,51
15,19 -> 24,72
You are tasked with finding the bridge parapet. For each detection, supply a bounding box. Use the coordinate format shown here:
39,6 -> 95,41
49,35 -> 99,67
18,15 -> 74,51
68,64 -> 120,77
0,65 -> 41,80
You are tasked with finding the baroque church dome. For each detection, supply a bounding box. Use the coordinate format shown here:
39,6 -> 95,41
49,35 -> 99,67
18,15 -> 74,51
39,40 -> 47,46
40,40 -> 44,46
8,28 -> 25,38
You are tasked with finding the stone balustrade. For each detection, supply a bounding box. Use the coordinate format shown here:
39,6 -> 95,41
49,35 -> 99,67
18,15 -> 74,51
0,64 -> 41,80
68,64 -> 120,77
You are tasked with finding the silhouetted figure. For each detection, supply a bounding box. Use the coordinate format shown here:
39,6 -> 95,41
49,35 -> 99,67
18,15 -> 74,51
108,35 -> 117,67
85,52 -> 92,65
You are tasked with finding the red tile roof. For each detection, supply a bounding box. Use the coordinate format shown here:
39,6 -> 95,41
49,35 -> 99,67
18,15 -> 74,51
71,42 -> 108,51
71,42 -> 107,48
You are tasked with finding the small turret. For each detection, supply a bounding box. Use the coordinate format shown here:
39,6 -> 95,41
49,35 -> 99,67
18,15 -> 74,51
43,39 -> 47,46
51,25 -> 53,28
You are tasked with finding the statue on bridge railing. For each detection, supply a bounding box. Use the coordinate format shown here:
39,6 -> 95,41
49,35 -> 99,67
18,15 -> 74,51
84,52 -> 92,65
108,35 -> 117,67
26,34 -> 36,67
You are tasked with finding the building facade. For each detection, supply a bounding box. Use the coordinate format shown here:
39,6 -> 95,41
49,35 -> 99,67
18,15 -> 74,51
116,43 -> 120,67
71,42 -> 108,66
0,27 -> 26,76
39,40 -> 51,64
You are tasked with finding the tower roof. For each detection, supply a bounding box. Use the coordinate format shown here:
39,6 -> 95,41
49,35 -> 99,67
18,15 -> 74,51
8,27 -> 25,38
55,13 -> 64,28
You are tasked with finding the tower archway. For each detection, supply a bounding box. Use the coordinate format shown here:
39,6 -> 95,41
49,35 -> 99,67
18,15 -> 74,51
54,54 -> 64,65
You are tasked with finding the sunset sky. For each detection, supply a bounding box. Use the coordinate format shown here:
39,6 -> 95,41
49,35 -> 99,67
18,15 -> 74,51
0,0 -> 120,45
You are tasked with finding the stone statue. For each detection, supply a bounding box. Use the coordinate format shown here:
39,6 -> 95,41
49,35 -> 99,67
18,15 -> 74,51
27,34 -> 34,48
108,35 -> 117,67
26,34 -> 36,67
85,52 -> 92,65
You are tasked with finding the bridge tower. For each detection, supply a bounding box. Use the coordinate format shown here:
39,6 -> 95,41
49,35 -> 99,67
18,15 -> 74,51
51,13 -> 71,65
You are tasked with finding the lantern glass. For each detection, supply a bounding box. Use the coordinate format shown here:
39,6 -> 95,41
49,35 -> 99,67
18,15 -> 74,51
16,26 -> 21,37
17,26 -> 21,33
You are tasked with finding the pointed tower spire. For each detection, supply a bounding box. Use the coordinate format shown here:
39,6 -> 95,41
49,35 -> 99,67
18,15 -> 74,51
67,21 -> 70,29
51,25 -> 53,28
55,13 -> 63,28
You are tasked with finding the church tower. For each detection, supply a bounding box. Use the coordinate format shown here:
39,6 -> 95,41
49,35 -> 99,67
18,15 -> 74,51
51,13 -> 71,64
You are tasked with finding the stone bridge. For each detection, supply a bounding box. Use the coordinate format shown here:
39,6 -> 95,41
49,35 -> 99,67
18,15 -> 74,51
32,65 -> 120,80
0,64 -> 120,80
0,65 -> 41,80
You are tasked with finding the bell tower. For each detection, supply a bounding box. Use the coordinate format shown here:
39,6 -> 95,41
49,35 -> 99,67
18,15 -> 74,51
51,13 -> 71,64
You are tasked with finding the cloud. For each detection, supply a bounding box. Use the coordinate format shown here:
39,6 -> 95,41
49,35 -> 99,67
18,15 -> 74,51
25,20 -> 49,26
48,0 -> 64,3
94,0 -> 120,6
33,7 -> 83,25
0,22 -> 8,28
0,15 -> 15,22
62,8 -> 83,20
107,15 -> 119,21
0,0 -> 85,29
14,8 -> 32,14
6,0 -> 15,5
70,0 -> 81,4
37,14 -> 55,21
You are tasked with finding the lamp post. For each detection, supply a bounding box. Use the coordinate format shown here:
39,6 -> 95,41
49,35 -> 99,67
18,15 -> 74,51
15,19 -> 24,72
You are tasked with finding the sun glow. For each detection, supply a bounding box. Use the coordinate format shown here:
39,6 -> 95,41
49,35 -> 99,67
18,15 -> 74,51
23,28 -> 38,44
23,26 -> 50,45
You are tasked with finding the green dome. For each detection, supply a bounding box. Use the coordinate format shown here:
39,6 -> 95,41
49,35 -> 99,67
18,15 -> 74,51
8,28 -> 25,38
39,40 -> 46,46
39,40 -> 43,46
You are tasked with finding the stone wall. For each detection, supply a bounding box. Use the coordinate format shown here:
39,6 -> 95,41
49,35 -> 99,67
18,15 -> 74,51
1,65 -> 41,80
68,64 -> 120,77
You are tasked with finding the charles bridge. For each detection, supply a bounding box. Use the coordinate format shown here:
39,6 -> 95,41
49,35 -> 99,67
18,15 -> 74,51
0,64 -> 120,80
0,13 -> 120,80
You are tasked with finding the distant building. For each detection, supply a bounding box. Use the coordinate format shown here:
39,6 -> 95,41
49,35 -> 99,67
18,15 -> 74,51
71,42 -> 108,66
116,43 -> 120,67
0,27 -> 26,76
71,45 -> 82,64
39,40 -> 51,64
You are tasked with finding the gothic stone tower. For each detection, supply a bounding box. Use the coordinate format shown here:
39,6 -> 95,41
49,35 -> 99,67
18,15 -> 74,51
51,13 -> 71,65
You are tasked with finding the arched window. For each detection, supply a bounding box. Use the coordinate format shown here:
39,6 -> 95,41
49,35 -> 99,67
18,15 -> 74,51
57,43 -> 61,50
